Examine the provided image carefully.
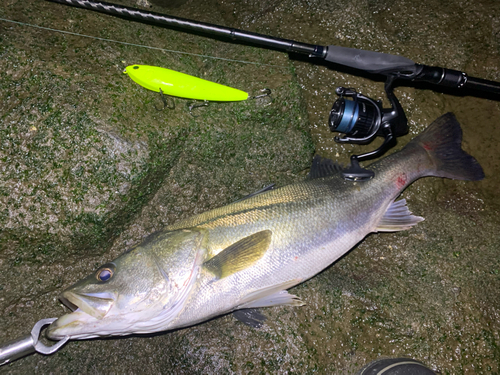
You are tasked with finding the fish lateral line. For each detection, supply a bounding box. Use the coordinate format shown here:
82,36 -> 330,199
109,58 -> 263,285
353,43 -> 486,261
40,113 -> 484,345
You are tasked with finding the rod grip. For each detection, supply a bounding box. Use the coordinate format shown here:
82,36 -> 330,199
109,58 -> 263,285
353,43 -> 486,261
324,45 -> 417,74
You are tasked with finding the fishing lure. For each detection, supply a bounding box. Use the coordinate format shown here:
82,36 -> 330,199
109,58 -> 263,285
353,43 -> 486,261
124,65 -> 269,114
124,65 -> 249,101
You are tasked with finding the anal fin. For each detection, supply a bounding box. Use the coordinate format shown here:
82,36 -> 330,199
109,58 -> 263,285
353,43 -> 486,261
375,198 -> 424,232
238,279 -> 305,309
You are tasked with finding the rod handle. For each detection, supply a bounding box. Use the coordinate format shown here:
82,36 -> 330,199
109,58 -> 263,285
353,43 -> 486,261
324,45 -> 417,74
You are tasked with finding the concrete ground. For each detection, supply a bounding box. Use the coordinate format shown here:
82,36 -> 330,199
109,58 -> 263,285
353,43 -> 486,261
0,0 -> 499,373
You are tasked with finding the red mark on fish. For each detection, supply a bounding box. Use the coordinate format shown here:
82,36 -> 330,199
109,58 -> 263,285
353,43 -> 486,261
396,174 -> 407,189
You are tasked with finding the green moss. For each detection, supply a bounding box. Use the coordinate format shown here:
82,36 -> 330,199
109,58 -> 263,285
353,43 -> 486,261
1,0 -> 499,374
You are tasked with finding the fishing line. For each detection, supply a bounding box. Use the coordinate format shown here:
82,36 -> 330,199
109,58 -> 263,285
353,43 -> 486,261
0,17 -> 288,68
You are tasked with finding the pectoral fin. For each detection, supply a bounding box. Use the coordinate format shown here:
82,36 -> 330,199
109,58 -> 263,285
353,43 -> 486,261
375,198 -> 424,232
203,230 -> 272,279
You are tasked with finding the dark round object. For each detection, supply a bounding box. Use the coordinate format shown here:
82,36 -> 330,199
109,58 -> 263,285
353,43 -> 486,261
357,358 -> 436,375
96,267 -> 113,282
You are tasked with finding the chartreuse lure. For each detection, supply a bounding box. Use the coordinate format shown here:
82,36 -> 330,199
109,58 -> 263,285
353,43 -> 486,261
124,65 -> 249,101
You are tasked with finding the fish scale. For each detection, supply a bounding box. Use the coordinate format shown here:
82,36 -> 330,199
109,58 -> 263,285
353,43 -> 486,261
47,113 -> 484,340
170,179 -> 376,328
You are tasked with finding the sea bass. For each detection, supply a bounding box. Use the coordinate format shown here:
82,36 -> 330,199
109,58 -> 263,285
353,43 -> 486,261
47,113 -> 484,340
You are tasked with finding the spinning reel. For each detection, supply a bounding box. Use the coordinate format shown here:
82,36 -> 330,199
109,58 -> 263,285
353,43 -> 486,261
329,77 -> 409,181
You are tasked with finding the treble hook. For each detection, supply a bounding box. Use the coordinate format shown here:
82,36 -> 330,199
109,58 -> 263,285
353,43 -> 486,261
188,100 -> 209,117
0,318 -> 69,366
155,88 -> 175,111
249,88 -> 272,106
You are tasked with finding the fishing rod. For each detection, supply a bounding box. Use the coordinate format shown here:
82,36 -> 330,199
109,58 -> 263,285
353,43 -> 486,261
44,0 -> 500,179
44,0 -> 500,93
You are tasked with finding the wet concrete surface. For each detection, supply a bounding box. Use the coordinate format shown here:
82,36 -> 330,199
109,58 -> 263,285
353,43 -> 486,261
0,0 -> 499,373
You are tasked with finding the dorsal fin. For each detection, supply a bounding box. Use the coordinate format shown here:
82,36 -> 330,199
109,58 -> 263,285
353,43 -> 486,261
203,230 -> 272,278
308,155 -> 343,179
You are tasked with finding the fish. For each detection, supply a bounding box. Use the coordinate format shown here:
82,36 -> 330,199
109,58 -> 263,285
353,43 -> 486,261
47,113 -> 484,340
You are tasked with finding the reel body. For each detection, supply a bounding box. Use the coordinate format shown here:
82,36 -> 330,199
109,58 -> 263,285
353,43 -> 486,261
328,78 -> 409,180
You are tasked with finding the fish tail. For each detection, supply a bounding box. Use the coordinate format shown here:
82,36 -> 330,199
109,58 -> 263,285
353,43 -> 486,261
408,113 -> 484,181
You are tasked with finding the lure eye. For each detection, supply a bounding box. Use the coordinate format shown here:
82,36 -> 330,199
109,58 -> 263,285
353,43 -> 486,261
96,268 -> 113,282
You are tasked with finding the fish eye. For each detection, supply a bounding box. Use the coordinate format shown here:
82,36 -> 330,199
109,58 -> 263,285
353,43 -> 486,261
96,267 -> 113,282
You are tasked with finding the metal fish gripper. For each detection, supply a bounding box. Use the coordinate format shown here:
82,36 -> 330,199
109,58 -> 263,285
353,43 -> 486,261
0,318 -> 69,366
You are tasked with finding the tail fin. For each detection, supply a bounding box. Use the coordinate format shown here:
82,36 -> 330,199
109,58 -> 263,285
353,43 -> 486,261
410,113 -> 484,181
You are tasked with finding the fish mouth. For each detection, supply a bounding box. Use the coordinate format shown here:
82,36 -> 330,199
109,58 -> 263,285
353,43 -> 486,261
46,291 -> 116,340
60,290 -> 115,320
